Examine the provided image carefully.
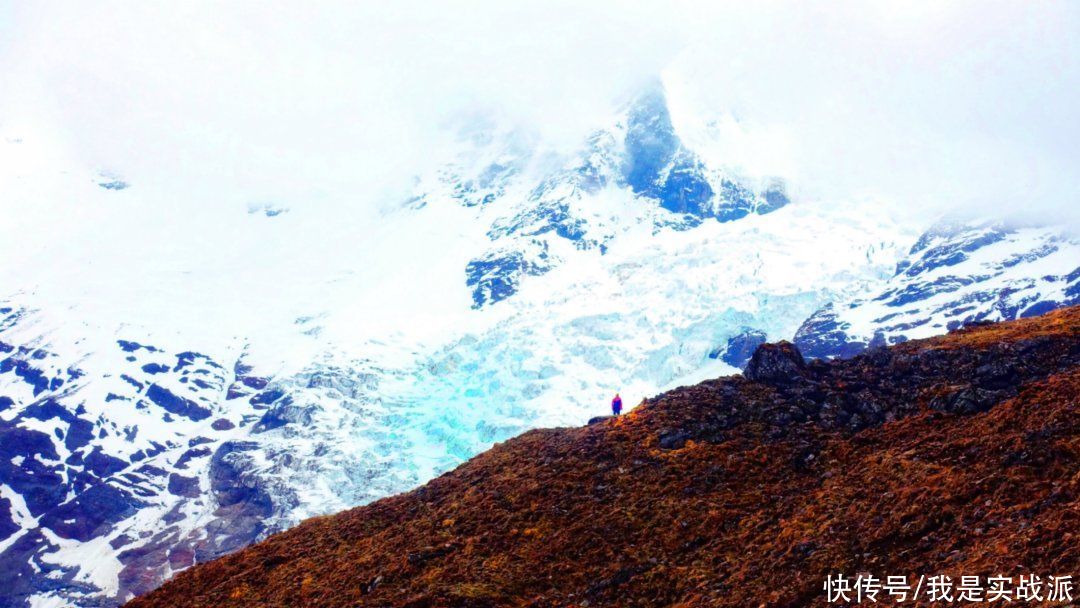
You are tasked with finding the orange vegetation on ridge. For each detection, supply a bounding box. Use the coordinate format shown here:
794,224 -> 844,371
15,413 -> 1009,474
129,307 -> 1080,608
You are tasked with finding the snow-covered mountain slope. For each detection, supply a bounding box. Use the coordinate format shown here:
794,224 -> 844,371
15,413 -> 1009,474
413,84 -> 793,309
1,83 -> 920,607
794,219 -> 1080,359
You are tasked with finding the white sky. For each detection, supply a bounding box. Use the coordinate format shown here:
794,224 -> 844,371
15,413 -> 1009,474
1,1 -> 1077,222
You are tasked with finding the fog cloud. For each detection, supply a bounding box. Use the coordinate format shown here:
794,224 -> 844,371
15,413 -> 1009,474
2,0 -> 1077,225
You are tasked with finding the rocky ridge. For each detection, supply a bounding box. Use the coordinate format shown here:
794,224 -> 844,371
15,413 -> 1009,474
130,306 -> 1080,608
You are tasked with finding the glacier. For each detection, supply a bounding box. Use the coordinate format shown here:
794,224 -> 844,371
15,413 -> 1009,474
1,80 -> 1074,607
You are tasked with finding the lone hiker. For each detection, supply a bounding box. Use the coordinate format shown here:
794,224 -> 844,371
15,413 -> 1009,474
611,393 -> 623,416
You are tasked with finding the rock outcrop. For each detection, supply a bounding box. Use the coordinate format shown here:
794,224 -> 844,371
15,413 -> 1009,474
743,340 -> 806,384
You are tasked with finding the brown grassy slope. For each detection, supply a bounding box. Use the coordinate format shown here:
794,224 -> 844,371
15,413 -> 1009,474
130,307 -> 1080,608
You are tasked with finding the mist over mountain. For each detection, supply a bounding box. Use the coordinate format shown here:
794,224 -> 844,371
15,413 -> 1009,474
0,3 -> 1078,607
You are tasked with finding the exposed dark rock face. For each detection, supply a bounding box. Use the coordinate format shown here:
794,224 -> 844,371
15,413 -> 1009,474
38,482 -> 140,542
710,329 -> 767,369
793,304 -> 870,360
0,498 -> 18,541
167,474 -> 200,498
130,307 -> 1080,608
466,245 -> 554,308
145,384 -> 212,421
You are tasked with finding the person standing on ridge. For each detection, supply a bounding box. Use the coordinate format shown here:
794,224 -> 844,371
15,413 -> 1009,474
611,393 -> 623,416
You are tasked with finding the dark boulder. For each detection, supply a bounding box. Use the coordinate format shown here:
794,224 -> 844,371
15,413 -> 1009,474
974,360 -> 1018,391
658,430 -> 691,450
744,341 -> 807,384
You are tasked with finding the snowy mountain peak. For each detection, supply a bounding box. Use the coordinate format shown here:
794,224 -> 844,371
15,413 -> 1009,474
410,82 -> 793,309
